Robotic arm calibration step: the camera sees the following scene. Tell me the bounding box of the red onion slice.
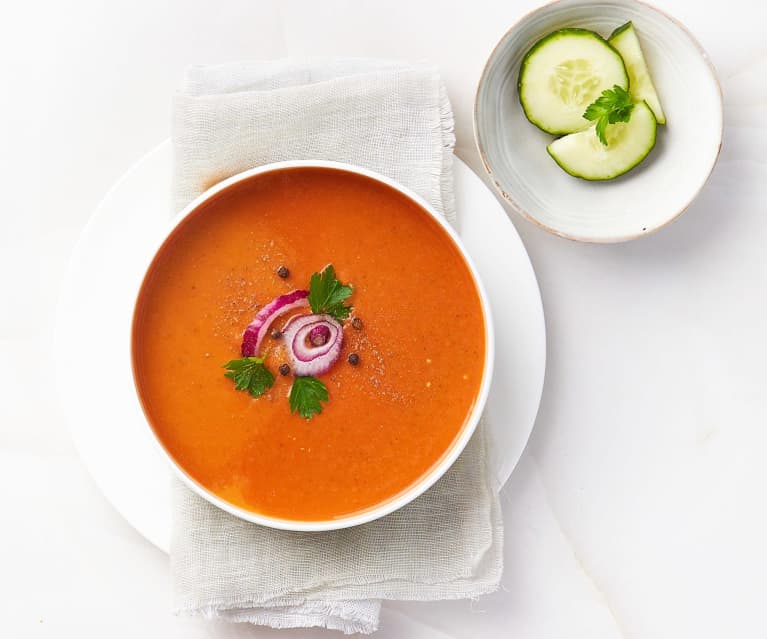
[282,313,344,376]
[241,289,309,357]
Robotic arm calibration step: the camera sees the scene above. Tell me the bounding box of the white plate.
[54,141,546,552]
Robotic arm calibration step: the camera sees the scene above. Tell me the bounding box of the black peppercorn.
[278,363,290,376]
[348,353,360,366]
[351,317,363,330]
[270,329,282,339]
[276,265,289,279]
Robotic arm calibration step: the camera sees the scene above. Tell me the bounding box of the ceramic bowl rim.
[473,0,724,243]
[130,159,496,531]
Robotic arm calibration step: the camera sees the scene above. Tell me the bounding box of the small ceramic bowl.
[474,0,722,242]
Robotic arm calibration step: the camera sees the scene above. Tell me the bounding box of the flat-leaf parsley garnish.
[289,376,329,419]
[223,357,275,398]
[583,85,634,146]
[307,264,353,321]
[224,264,356,419]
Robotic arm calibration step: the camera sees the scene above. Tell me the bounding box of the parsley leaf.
[289,376,329,419]
[583,85,634,146]
[307,264,353,321]
[223,357,275,398]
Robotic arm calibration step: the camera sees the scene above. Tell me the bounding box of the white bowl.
[131,160,495,531]
[474,0,723,242]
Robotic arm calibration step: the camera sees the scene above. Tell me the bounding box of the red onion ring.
[241,289,309,357]
[282,313,343,376]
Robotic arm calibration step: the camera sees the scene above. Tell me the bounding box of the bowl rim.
[130,159,496,531]
[473,0,724,243]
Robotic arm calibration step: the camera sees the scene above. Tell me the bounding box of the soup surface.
[132,167,486,521]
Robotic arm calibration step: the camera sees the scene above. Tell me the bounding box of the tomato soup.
[132,167,486,521]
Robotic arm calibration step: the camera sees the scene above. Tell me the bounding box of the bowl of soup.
[131,161,494,531]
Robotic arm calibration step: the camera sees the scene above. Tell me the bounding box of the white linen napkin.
[170,59,502,635]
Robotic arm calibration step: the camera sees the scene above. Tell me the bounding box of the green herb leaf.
[289,376,329,419]
[307,264,353,321]
[583,85,634,146]
[222,357,275,398]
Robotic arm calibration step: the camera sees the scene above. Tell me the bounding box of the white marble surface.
[1,1,765,637]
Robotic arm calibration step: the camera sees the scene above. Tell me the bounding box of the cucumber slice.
[518,28,628,134]
[547,101,657,180]
[609,22,666,124]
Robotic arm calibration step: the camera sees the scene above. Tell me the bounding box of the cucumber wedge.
[547,101,657,180]
[609,22,666,124]
[519,28,628,134]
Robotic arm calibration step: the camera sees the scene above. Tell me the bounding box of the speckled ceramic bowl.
[474,0,722,242]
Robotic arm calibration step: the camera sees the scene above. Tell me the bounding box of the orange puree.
[132,167,485,521]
